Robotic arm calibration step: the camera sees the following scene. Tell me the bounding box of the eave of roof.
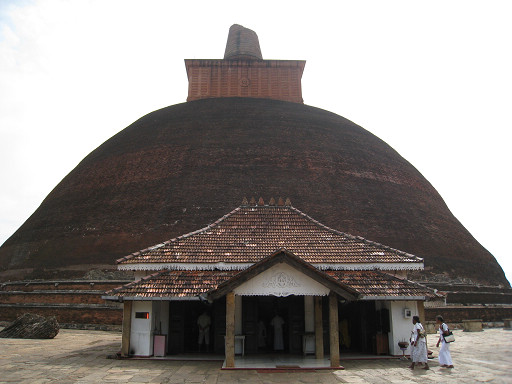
[105,251,437,302]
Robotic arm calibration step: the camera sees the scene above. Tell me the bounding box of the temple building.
[104,198,439,367]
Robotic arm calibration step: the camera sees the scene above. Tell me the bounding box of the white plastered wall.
[233,262,330,297]
[388,300,419,356]
[130,301,154,356]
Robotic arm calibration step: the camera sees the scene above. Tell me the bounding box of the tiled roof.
[105,270,240,298]
[325,270,439,299]
[105,268,438,300]
[117,205,422,266]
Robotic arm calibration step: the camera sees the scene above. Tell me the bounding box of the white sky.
[0,0,510,284]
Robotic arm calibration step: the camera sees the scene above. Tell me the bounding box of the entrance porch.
[108,250,433,366]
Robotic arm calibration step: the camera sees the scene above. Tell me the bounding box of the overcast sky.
[0,0,510,284]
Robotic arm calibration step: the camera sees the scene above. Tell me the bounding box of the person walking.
[409,315,429,370]
[436,315,454,368]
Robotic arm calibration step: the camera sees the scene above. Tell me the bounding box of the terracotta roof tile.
[106,270,239,298]
[117,205,422,266]
[106,269,438,299]
[325,270,439,299]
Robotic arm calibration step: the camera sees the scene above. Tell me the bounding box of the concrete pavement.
[0,327,511,383]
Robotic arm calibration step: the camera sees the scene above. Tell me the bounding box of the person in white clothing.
[436,315,454,368]
[197,311,211,351]
[409,315,429,370]
[270,314,285,351]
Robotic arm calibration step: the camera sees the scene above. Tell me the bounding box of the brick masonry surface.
[0,305,122,324]
[1,98,507,286]
[186,60,305,103]
[425,306,512,323]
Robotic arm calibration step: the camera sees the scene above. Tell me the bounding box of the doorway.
[242,295,304,354]
[335,300,389,355]
[168,300,217,354]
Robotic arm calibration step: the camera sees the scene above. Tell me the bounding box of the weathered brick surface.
[0,292,108,305]
[426,284,511,293]
[446,292,512,305]
[425,306,512,323]
[224,24,262,60]
[186,60,305,103]
[0,98,507,286]
[0,280,126,325]
[1,281,129,292]
[0,305,122,325]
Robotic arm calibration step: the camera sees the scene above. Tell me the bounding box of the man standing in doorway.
[270,313,285,351]
[197,311,211,352]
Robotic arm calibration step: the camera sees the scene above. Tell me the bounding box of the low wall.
[425,284,512,294]
[0,279,127,326]
[447,292,512,305]
[0,280,129,292]
[0,291,108,305]
[0,304,122,325]
[425,306,512,323]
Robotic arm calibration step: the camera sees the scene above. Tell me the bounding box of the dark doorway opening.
[168,299,220,354]
[335,300,389,355]
[242,295,304,354]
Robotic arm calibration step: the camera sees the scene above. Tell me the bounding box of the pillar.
[121,301,132,356]
[329,292,340,367]
[417,300,425,323]
[314,296,324,359]
[225,292,236,368]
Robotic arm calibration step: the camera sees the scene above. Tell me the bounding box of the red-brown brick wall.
[1,281,128,292]
[0,292,108,305]
[0,306,122,325]
[446,292,512,305]
[186,60,304,103]
[425,306,512,323]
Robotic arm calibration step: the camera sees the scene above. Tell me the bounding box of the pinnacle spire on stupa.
[223,24,263,60]
[185,24,305,103]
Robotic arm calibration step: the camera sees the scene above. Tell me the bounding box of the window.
[135,312,149,319]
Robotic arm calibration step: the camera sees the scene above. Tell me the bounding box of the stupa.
[0,24,508,288]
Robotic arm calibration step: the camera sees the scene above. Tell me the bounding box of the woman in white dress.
[409,315,429,370]
[436,315,454,368]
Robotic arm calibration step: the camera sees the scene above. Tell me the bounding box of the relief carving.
[263,272,300,289]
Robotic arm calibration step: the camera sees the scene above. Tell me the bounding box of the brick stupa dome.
[0,25,508,286]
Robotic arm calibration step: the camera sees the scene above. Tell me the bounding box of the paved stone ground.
[0,328,511,383]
